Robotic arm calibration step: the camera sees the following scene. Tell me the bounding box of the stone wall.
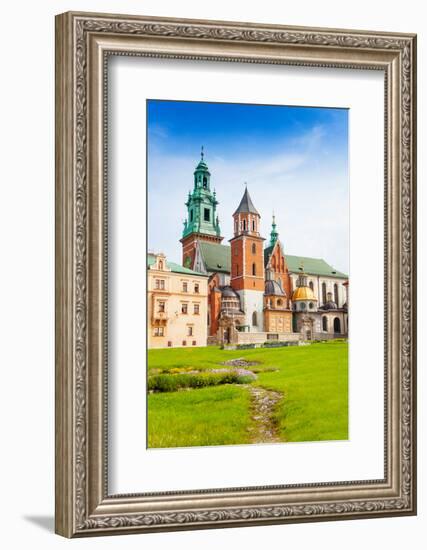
[235,331,301,345]
[312,332,348,340]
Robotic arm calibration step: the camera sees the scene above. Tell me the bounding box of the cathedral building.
[180,151,348,345]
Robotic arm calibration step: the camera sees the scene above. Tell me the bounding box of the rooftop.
[233,187,260,216]
[285,254,348,279]
[147,253,208,277]
[199,241,231,273]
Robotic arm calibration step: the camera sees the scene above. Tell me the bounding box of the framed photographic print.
[55,11,417,537]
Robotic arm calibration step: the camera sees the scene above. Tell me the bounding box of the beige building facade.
[147,253,208,349]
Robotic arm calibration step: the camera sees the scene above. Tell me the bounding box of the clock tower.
[180,148,223,268]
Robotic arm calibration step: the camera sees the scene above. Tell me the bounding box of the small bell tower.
[230,185,265,331]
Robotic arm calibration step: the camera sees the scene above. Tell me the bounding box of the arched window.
[235,220,238,234]
[252,243,256,254]
[333,317,341,333]
[272,257,276,270]
[252,263,256,276]
[322,282,327,304]
[236,264,239,276]
[277,299,283,307]
[309,281,314,291]
[203,176,208,188]
[322,316,328,331]
[281,258,285,272]
[334,283,339,306]
[252,311,258,326]
[252,219,255,231]
[243,219,247,231]
[158,260,163,270]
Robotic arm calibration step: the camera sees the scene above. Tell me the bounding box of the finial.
[201,145,204,160]
[244,181,247,188]
[272,211,276,225]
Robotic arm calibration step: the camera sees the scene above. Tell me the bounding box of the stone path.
[247,386,283,444]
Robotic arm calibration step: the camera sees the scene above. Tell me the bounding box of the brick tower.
[229,186,265,331]
[180,148,223,269]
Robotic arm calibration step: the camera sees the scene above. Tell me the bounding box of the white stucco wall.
[236,289,264,332]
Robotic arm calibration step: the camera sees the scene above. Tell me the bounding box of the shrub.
[147,371,253,392]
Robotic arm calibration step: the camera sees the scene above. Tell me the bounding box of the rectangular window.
[155,279,165,290]
[182,340,187,346]
[192,341,197,346]
[194,283,199,293]
[204,208,210,222]
[153,327,164,337]
[182,282,188,292]
[194,303,200,315]
[158,301,165,313]
[187,326,193,336]
[181,303,188,314]
[190,209,193,222]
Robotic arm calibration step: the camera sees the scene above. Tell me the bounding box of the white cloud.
[148,132,349,274]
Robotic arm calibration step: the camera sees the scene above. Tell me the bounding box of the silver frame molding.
[55,11,417,538]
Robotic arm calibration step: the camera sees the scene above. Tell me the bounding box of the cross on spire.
[201,145,204,161]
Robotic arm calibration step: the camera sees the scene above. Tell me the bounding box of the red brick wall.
[208,274,222,336]
[230,235,264,291]
[181,235,197,268]
[180,233,223,268]
[269,243,292,307]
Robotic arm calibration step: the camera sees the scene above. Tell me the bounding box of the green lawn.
[147,341,348,448]
[148,385,252,448]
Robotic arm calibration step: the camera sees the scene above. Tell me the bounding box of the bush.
[148,371,253,392]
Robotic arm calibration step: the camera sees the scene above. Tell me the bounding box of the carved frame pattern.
[55,11,416,537]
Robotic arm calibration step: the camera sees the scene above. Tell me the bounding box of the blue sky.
[147,100,349,273]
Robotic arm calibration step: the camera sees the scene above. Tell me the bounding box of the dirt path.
[247,386,283,444]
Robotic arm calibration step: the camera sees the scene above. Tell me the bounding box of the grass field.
[147,341,348,448]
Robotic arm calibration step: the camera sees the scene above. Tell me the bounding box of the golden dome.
[292,286,317,301]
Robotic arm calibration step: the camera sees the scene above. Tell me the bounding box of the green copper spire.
[182,148,222,238]
[270,212,279,246]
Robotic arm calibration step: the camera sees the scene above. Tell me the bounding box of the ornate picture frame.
[55,11,417,537]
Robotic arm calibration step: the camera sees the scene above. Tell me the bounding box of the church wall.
[264,309,293,333]
[290,273,347,307]
[230,235,264,292]
[319,311,348,335]
[181,234,198,269]
[294,313,322,335]
[236,289,264,332]
[208,277,222,337]
[268,243,292,305]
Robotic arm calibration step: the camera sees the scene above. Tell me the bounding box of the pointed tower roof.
[270,213,279,246]
[233,186,259,216]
